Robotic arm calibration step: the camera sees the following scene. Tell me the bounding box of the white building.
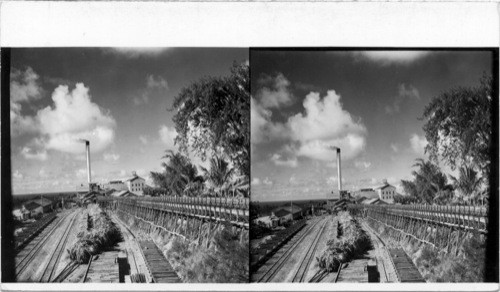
[375,180,395,204]
[125,174,146,196]
[105,171,146,196]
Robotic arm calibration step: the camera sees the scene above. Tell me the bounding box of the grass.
[68,205,122,263]
[317,212,370,272]
[366,218,486,282]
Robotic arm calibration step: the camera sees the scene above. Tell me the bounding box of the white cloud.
[139,135,149,145]
[10,67,43,136]
[13,170,24,180]
[251,98,288,144]
[263,177,273,185]
[103,152,120,162]
[106,47,171,58]
[146,75,168,91]
[11,67,42,102]
[159,125,177,149]
[410,134,428,154]
[257,73,293,109]
[289,90,365,141]
[21,146,48,161]
[251,177,261,185]
[390,143,399,153]
[271,153,298,168]
[37,83,116,154]
[353,51,430,65]
[133,75,169,105]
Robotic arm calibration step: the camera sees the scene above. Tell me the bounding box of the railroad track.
[111,214,147,282]
[15,211,72,280]
[361,220,425,283]
[39,211,79,282]
[256,217,324,282]
[292,219,328,282]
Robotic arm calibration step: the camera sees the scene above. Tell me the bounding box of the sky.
[10,48,248,194]
[250,50,494,202]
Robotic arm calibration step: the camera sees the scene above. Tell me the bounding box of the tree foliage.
[401,159,452,204]
[449,164,485,205]
[422,74,492,179]
[150,150,204,196]
[171,62,250,179]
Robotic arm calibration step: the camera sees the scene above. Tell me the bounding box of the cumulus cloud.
[36,83,116,154]
[251,177,261,185]
[11,67,43,103]
[410,133,428,154]
[133,75,169,105]
[10,67,43,136]
[159,125,177,149]
[103,152,120,162]
[353,51,431,65]
[256,73,294,109]
[289,91,367,161]
[385,84,420,114]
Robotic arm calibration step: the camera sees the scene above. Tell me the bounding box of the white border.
[1,1,499,291]
[0,2,499,47]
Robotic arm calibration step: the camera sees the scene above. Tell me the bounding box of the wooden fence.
[97,196,249,243]
[348,204,488,251]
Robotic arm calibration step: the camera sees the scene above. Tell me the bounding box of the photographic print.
[250,49,497,283]
[7,48,249,283]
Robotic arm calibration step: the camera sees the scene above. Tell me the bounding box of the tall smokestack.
[85,140,91,184]
[336,148,342,194]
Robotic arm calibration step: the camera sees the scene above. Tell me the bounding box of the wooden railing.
[97,196,249,228]
[348,204,488,233]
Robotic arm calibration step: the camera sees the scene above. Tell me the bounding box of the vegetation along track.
[39,211,79,282]
[292,219,328,282]
[257,217,325,283]
[15,211,73,280]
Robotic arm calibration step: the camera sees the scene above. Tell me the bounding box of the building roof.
[360,188,375,192]
[111,190,136,197]
[124,175,145,182]
[109,180,123,184]
[274,209,291,218]
[23,201,41,211]
[375,183,395,190]
[362,198,389,205]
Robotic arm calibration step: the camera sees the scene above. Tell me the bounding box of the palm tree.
[449,164,484,205]
[151,150,203,196]
[201,155,235,197]
[410,159,449,204]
